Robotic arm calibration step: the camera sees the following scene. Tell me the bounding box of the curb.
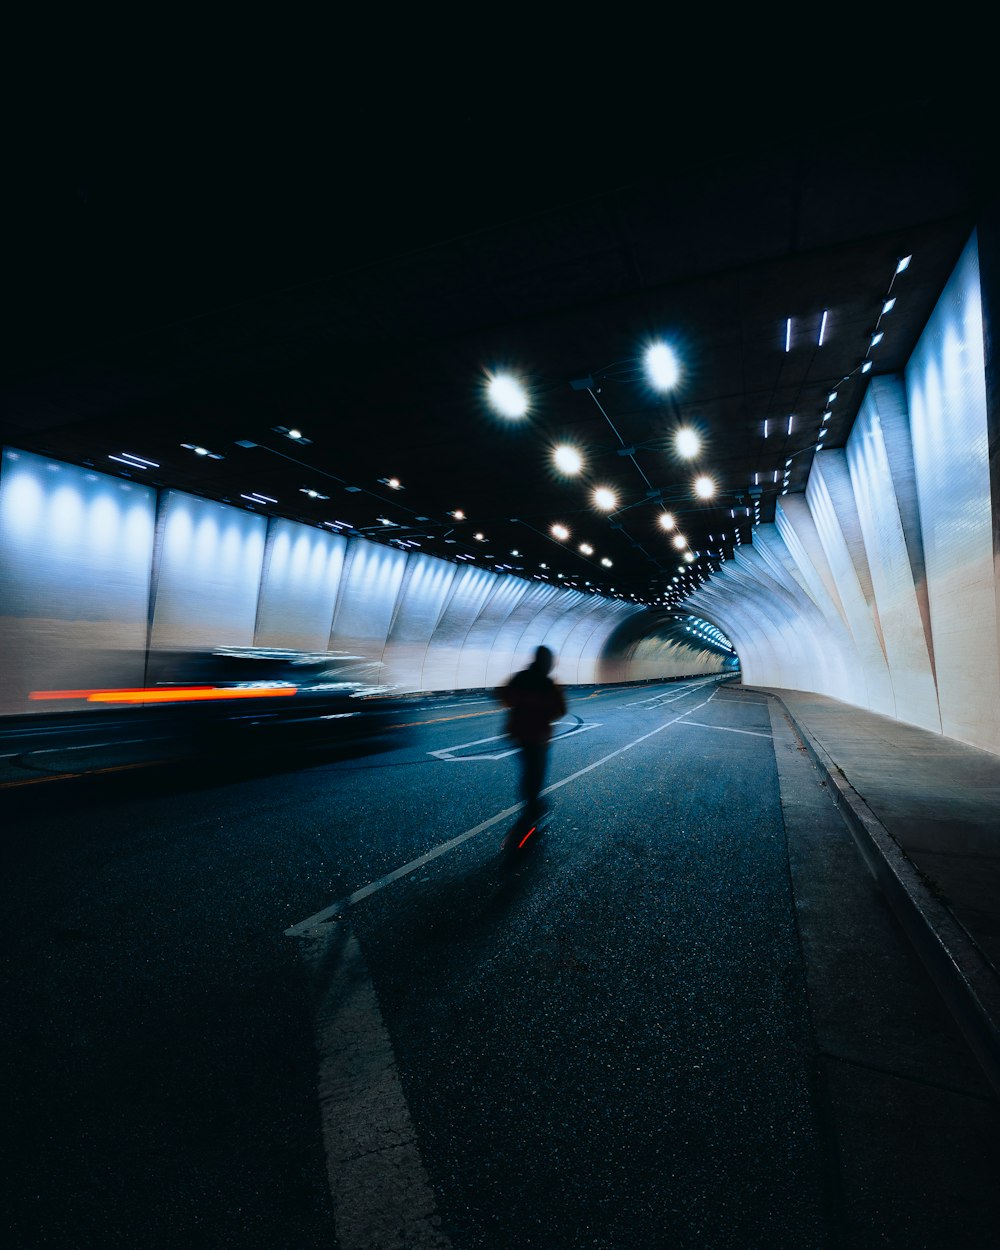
[772,695,1000,1102]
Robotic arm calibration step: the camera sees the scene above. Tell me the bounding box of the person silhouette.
[497,645,567,824]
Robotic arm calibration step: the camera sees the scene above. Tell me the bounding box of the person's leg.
[521,743,546,817]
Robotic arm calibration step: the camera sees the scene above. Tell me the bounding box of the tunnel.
[1,228,998,759]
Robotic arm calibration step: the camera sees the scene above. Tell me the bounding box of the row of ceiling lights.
[101,256,915,610]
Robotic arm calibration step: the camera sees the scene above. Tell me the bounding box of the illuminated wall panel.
[149,491,266,652]
[847,377,941,732]
[254,518,347,651]
[906,232,1000,752]
[485,582,587,688]
[419,564,501,690]
[329,540,408,676]
[775,497,868,708]
[451,576,527,688]
[380,554,458,692]
[0,450,156,713]
[750,526,853,698]
[560,599,636,684]
[806,453,895,716]
[685,578,766,685]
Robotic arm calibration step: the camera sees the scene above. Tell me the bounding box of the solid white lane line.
[284,693,714,936]
[678,720,772,737]
[303,926,453,1250]
[25,737,170,754]
[284,804,523,935]
[427,719,598,761]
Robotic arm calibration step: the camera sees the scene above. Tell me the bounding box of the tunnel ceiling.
[4,85,997,610]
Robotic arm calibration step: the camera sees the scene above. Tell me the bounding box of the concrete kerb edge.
[767,691,1000,1103]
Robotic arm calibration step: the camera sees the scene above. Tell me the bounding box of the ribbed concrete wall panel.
[874,374,936,666]
[418,564,500,691]
[254,518,347,652]
[722,556,809,686]
[329,540,408,678]
[625,636,725,681]
[150,490,266,653]
[450,575,527,688]
[685,583,763,684]
[736,538,843,694]
[775,495,850,628]
[751,525,853,696]
[906,231,1000,752]
[847,379,942,732]
[380,553,458,692]
[693,567,776,684]
[487,584,589,688]
[551,598,632,684]
[807,455,895,715]
[0,449,155,713]
[775,498,868,706]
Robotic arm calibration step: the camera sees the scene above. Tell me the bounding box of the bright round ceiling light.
[674,428,700,459]
[485,372,529,419]
[672,533,687,550]
[592,486,617,512]
[657,511,676,531]
[693,474,715,499]
[644,342,680,392]
[550,523,570,541]
[552,444,583,475]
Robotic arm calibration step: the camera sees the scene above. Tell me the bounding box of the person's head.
[532,645,554,675]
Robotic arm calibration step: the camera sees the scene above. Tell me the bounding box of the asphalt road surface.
[4,676,999,1249]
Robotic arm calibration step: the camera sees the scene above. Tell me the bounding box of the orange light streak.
[29,686,295,704]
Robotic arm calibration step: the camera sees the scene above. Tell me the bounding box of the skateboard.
[501,805,551,854]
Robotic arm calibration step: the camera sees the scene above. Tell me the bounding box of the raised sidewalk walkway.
[755,685,1000,1099]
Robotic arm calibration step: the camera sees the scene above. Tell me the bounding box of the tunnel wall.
[685,229,1000,756]
[0,451,723,716]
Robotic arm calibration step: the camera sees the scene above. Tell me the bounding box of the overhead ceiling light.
[272,425,312,445]
[827,391,838,404]
[109,453,159,469]
[674,428,700,460]
[882,297,896,315]
[551,523,570,541]
[672,533,687,550]
[601,557,613,568]
[579,542,594,555]
[485,371,529,419]
[451,509,465,520]
[658,512,676,531]
[818,310,829,347]
[592,486,617,511]
[870,332,884,347]
[553,444,583,475]
[784,318,792,352]
[895,255,912,274]
[300,487,330,500]
[693,475,715,499]
[181,443,224,460]
[379,477,403,490]
[787,415,794,435]
[644,341,680,392]
[861,361,873,373]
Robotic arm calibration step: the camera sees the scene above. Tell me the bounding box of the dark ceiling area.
[4,88,998,610]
